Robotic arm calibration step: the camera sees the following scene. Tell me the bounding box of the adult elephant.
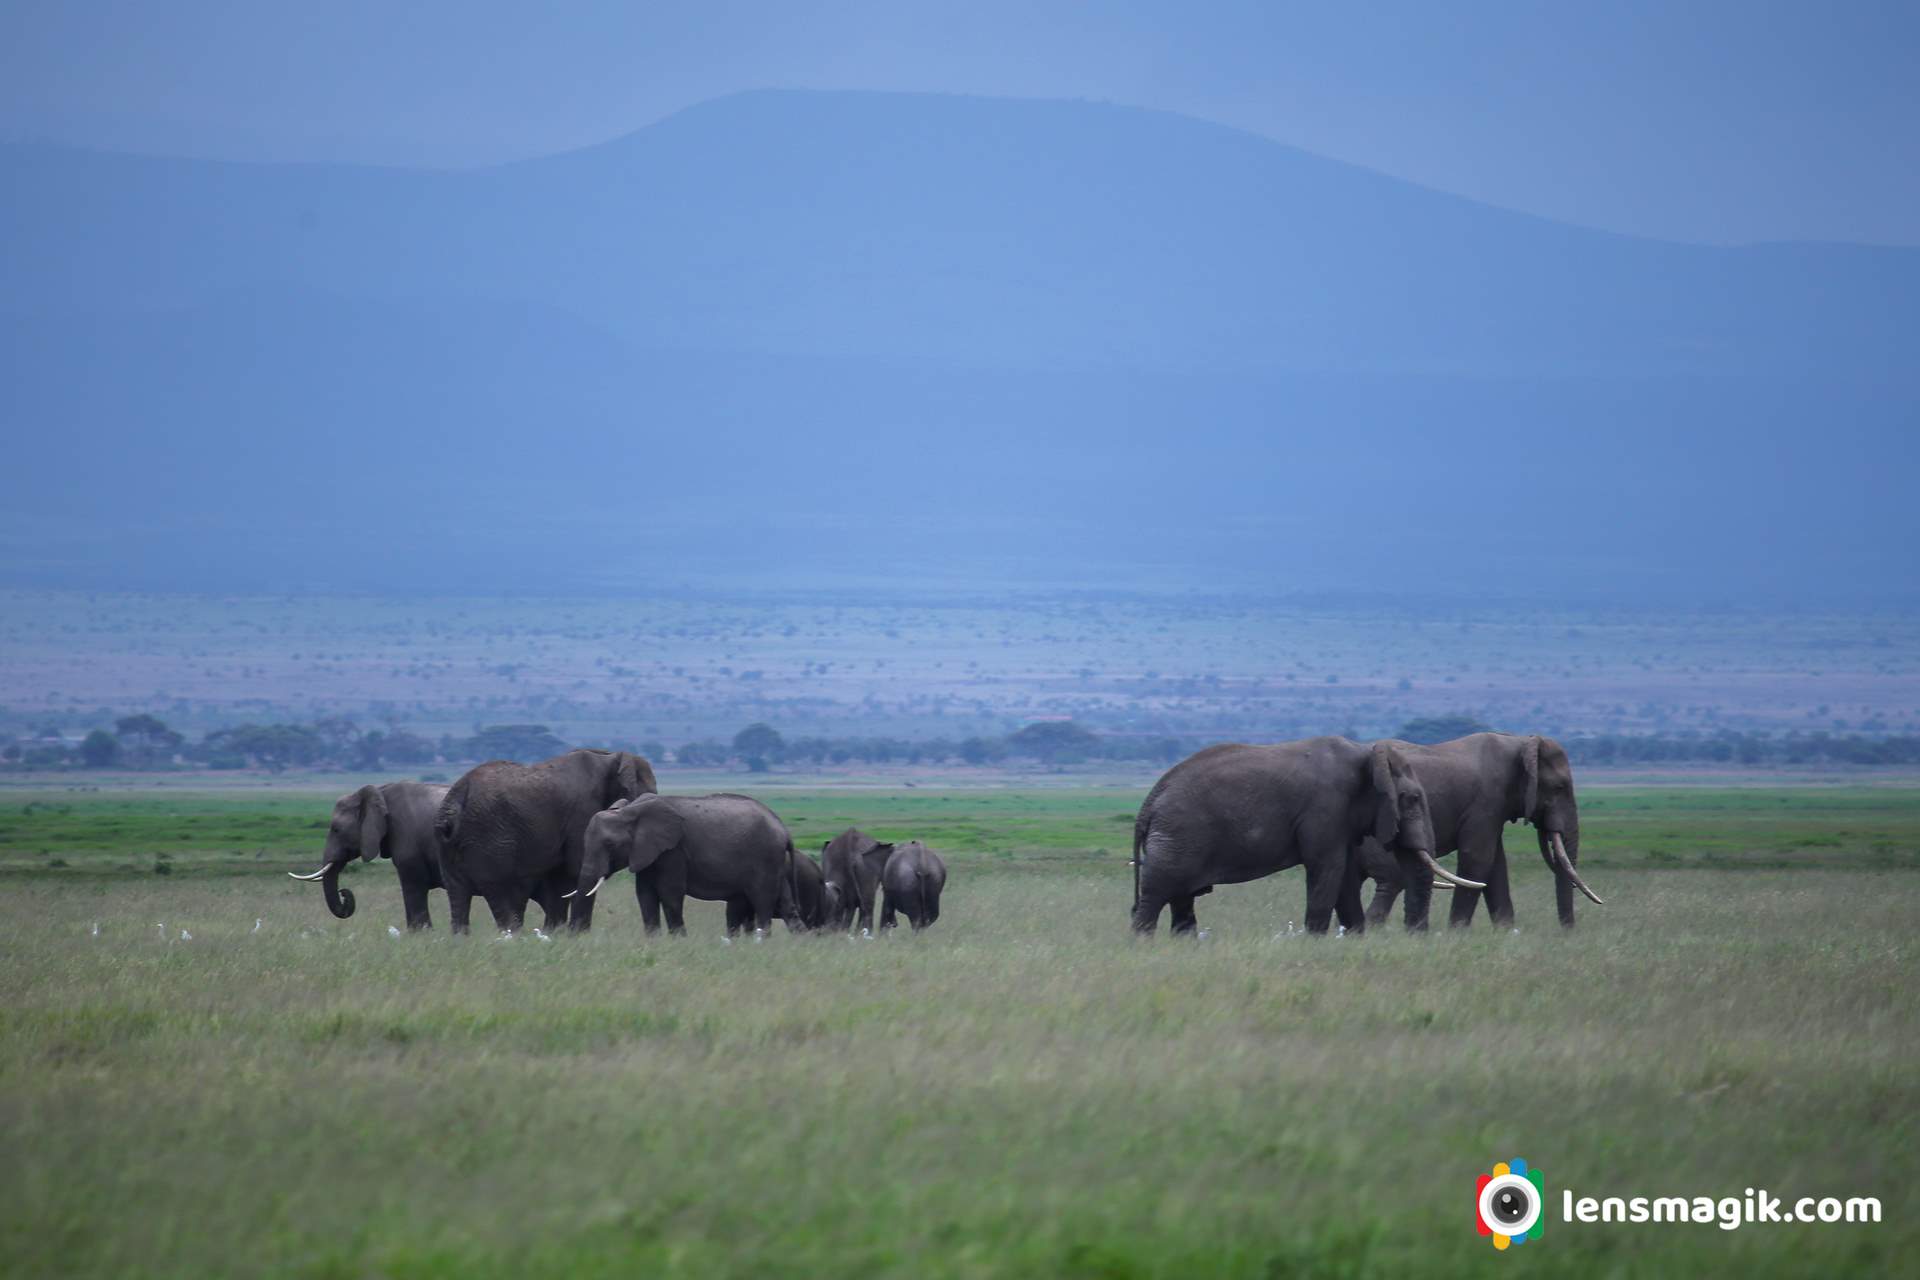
[1358,733,1603,930]
[1132,736,1480,936]
[434,749,656,933]
[819,827,894,935]
[288,782,449,927]
[571,793,799,936]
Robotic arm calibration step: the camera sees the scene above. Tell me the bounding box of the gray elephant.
[573,793,800,935]
[434,748,656,933]
[1132,736,1480,936]
[289,781,451,927]
[879,840,946,932]
[726,845,827,933]
[819,827,895,935]
[1358,733,1602,930]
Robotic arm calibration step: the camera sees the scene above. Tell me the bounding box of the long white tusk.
[1418,850,1485,891]
[585,875,607,898]
[561,890,577,899]
[1551,833,1604,905]
[287,868,331,881]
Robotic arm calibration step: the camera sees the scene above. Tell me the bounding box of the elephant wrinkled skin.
[1132,736,1469,936]
[1358,733,1601,930]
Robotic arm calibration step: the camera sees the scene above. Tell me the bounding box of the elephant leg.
[879,889,898,932]
[855,864,882,936]
[653,856,688,935]
[1448,840,1499,929]
[1484,839,1516,928]
[400,877,433,931]
[446,881,474,935]
[535,874,570,931]
[724,898,750,934]
[633,873,664,935]
[1446,884,1482,928]
[1363,874,1401,928]
[484,889,527,935]
[1167,894,1200,936]
[749,883,777,936]
[1302,858,1343,935]
[1334,859,1366,934]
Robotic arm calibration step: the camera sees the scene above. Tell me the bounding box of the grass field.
[1,785,1915,1277]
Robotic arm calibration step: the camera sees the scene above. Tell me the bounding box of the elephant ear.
[625,802,685,875]
[357,784,390,862]
[609,753,653,805]
[1521,736,1541,818]
[1369,743,1402,845]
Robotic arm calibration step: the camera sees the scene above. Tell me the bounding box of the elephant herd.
[290,747,948,936]
[290,731,1599,941]
[1131,732,1602,936]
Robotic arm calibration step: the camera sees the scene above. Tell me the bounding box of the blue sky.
[2,0,1915,245]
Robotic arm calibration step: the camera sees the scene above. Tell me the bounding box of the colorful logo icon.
[1477,1159,1545,1250]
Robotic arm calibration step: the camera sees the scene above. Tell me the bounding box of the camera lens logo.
[1476,1159,1545,1250]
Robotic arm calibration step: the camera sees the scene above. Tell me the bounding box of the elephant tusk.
[585,875,607,898]
[287,868,331,881]
[1551,833,1604,905]
[561,890,577,899]
[1418,850,1486,891]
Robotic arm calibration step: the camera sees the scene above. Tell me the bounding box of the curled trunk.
[319,861,355,918]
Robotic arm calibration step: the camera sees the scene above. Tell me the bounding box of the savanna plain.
[1,784,1914,1277]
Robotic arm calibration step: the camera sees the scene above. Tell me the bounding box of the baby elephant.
[879,841,947,932]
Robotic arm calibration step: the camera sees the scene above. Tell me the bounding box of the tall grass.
[0,789,1914,1276]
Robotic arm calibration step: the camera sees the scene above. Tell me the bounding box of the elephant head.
[288,784,388,918]
[573,796,683,900]
[1519,735,1602,923]
[603,751,657,807]
[1369,743,1484,892]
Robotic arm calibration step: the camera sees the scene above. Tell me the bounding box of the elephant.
[879,840,946,932]
[819,827,895,935]
[726,845,827,933]
[434,748,656,934]
[1357,733,1603,930]
[573,793,801,936]
[288,781,451,928]
[1131,736,1480,936]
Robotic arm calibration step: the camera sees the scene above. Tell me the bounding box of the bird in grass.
[251,918,262,934]
[90,922,99,937]
[532,927,552,942]
[179,929,192,941]
[387,925,401,938]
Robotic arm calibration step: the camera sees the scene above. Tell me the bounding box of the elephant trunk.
[566,832,613,901]
[288,858,356,918]
[1549,831,1603,909]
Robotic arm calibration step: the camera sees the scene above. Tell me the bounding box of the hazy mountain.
[3,89,1915,599]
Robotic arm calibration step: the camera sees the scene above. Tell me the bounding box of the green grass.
[1,787,1915,1277]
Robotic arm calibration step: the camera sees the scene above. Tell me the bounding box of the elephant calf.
[879,841,946,932]
[820,827,894,934]
[727,845,827,933]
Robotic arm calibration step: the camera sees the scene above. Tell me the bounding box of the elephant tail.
[1132,806,1150,909]
[779,840,805,928]
[433,779,467,845]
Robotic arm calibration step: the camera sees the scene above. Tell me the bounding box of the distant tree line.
[7,714,1920,773]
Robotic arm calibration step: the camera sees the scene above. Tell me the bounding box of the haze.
[1,2,1916,606]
